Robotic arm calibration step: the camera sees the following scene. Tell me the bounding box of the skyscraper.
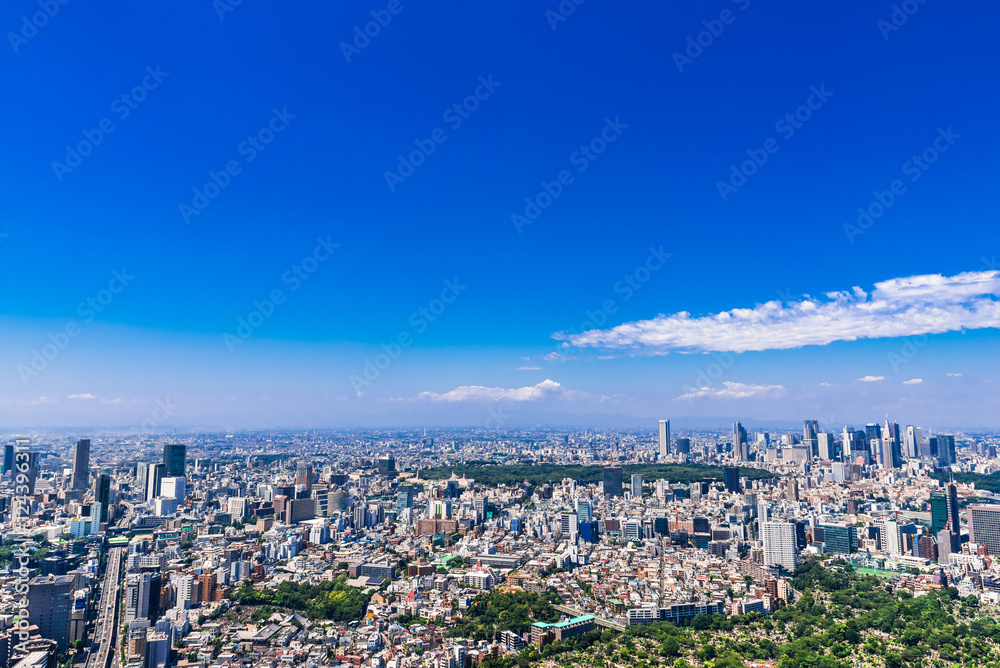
[70,438,91,491]
[631,474,642,498]
[296,461,313,492]
[733,422,748,461]
[938,434,957,465]
[802,419,819,457]
[761,521,798,571]
[724,466,740,493]
[903,426,922,459]
[946,483,960,535]
[145,463,164,502]
[163,444,186,477]
[28,575,75,651]
[674,437,691,455]
[657,420,670,459]
[882,419,902,468]
[95,473,111,523]
[3,443,14,475]
[929,490,948,533]
[969,505,1000,554]
[575,497,592,523]
[603,467,623,497]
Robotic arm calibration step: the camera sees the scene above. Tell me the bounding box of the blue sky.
[2,0,999,429]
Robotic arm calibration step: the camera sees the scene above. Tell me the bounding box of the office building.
[377,456,395,476]
[396,485,417,511]
[631,473,643,498]
[938,434,957,465]
[603,467,623,497]
[28,575,75,651]
[70,439,90,491]
[143,463,164,502]
[295,461,313,492]
[817,523,857,554]
[761,521,798,571]
[733,422,748,461]
[94,473,111,523]
[674,437,691,455]
[930,491,948,533]
[125,572,161,624]
[160,476,186,501]
[882,419,902,469]
[163,444,186,477]
[724,466,740,493]
[969,505,1000,554]
[802,420,819,457]
[657,419,670,458]
[903,426,922,459]
[575,497,592,523]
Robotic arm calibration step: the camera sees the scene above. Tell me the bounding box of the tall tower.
[163,444,186,477]
[658,420,670,459]
[71,438,91,490]
[733,422,748,461]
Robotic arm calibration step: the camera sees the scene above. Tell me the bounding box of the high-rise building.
[630,474,643,498]
[2,443,13,474]
[817,433,837,460]
[938,435,957,465]
[817,523,858,554]
[70,439,90,490]
[802,420,819,457]
[674,437,691,455]
[969,505,1000,554]
[125,572,162,624]
[724,466,740,493]
[733,422,748,461]
[658,420,670,459]
[94,473,111,523]
[882,419,902,468]
[137,462,150,498]
[145,463,164,502]
[160,477,186,501]
[603,467,623,497]
[575,497,592,523]
[930,490,948,533]
[396,485,417,511]
[377,456,395,476]
[28,575,75,651]
[903,426,922,459]
[163,444,186,477]
[946,483,960,535]
[761,521,798,571]
[296,461,313,492]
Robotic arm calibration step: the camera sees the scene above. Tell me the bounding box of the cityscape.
[3,2,999,668]
[4,420,1000,668]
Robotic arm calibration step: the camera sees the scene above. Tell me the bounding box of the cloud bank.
[418,379,565,403]
[675,381,786,401]
[555,270,1000,354]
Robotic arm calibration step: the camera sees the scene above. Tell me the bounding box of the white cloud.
[32,396,57,405]
[68,393,96,400]
[857,376,885,382]
[418,379,564,403]
[675,381,786,401]
[555,270,1000,354]
[516,366,543,371]
[903,378,923,384]
[947,372,963,377]
[101,397,123,404]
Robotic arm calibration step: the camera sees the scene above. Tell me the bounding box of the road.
[86,546,124,668]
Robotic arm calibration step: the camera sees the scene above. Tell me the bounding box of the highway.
[86,546,124,668]
[85,506,132,668]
